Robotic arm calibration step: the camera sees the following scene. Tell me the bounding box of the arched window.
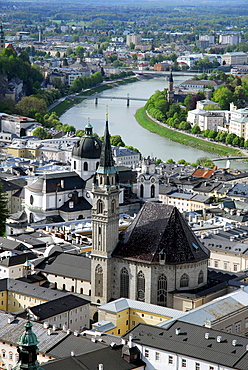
[97,200,103,214]
[29,213,34,224]
[120,267,129,298]
[9,352,13,361]
[74,161,76,170]
[151,184,155,198]
[30,195,33,205]
[137,271,145,301]
[198,270,204,284]
[111,199,116,214]
[180,273,189,288]
[83,162,88,171]
[96,161,99,170]
[95,264,103,297]
[140,184,144,198]
[157,274,167,306]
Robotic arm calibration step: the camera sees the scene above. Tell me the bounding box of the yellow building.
[94,298,184,336]
[7,145,39,159]
[0,278,67,313]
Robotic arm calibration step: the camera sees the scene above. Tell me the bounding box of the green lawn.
[135,107,243,157]
[49,98,81,116]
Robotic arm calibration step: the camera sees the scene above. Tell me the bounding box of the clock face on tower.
[140,177,144,182]
[151,178,155,183]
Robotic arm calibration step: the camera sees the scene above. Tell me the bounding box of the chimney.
[47,328,52,336]
[205,333,210,339]
[71,351,75,357]
[98,365,104,370]
[175,328,180,335]
[232,340,237,346]
[128,334,133,348]
[43,322,49,329]
[216,336,222,343]
[240,285,245,291]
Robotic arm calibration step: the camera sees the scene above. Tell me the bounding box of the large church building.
[91,120,210,309]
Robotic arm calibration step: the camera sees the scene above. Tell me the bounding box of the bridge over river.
[212,155,248,168]
[69,93,147,106]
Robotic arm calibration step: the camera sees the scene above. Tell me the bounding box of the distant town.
[0,1,248,369]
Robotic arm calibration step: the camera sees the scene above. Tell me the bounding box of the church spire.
[97,113,115,174]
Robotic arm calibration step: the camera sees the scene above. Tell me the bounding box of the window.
[83,162,88,171]
[97,200,103,214]
[120,267,129,298]
[209,367,214,370]
[157,274,167,306]
[2,350,6,358]
[95,265,103,297]
[233,264,238,272]
[118,329,120,335]
[214,260,218,268]
[224,262,228,270]
[180,273,189,288]
[196,363,200,370]
[132,321,135,326]
[151,184,155,198]
[155,352,160,361]
[198,270,203,284]
[168,355,173,364]
[9,352,13,360]
[235,321,241,333]
[144,349,149,358]
[111,200,116,214]
[182,359,186,367]
[137,271,145,301]
[226,325,232,333]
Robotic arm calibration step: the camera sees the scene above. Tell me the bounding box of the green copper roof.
[18,321,39,347]
[97,115,115,174]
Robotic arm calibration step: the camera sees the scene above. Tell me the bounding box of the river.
[60,76,248,170]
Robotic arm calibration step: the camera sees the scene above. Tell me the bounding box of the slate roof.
[26,171,85,193]
[123,321,248,370]
[35,252,91,281]
[0,278,67,300]
[59,196,91,212]
[43,346,144,370]
[0,251,37,267]
[29,294,90,321]
[113,203,210,264]
[0,312,68,354]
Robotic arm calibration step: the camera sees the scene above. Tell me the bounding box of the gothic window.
[74,161,76,170]
[140,184,144,198]
[180,273,189,288]
[83,162,88,171]
[100,176,103,185]
[97,200,103,214]
[198,270,204,284]
[111,199,116,214]
[151,184,155,198]
[120,267,129,298]
[157,274,167,306]
[95,265,103,297]
[137,271,145,301]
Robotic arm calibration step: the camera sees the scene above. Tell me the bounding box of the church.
[90,119,210,309]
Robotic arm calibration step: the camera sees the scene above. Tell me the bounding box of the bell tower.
[91,114,120,305]
[12,320,44,370]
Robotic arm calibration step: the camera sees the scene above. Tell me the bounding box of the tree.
[33,127,51,139]
[16,96,47,118]
[226,133,237,145]
[110,135,125,147]
[75,46,85,59]
[166,158,175,164]
[196,157,214,168]
[0,182,8,236]
[213,86,234,110]
[191,125,201,134]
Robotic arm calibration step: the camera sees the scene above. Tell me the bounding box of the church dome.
[72,123,102,159]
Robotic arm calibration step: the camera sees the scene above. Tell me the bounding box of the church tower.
[167,71,174,103]
[137,156,159,201]
[91,114,120,305]
[12,320,44,370]
[0,23,5,52]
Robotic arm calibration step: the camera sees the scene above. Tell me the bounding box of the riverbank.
[49,77,138,117]
[135,107,243,158]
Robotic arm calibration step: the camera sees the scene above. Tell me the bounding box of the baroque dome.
[72,123,102,159]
